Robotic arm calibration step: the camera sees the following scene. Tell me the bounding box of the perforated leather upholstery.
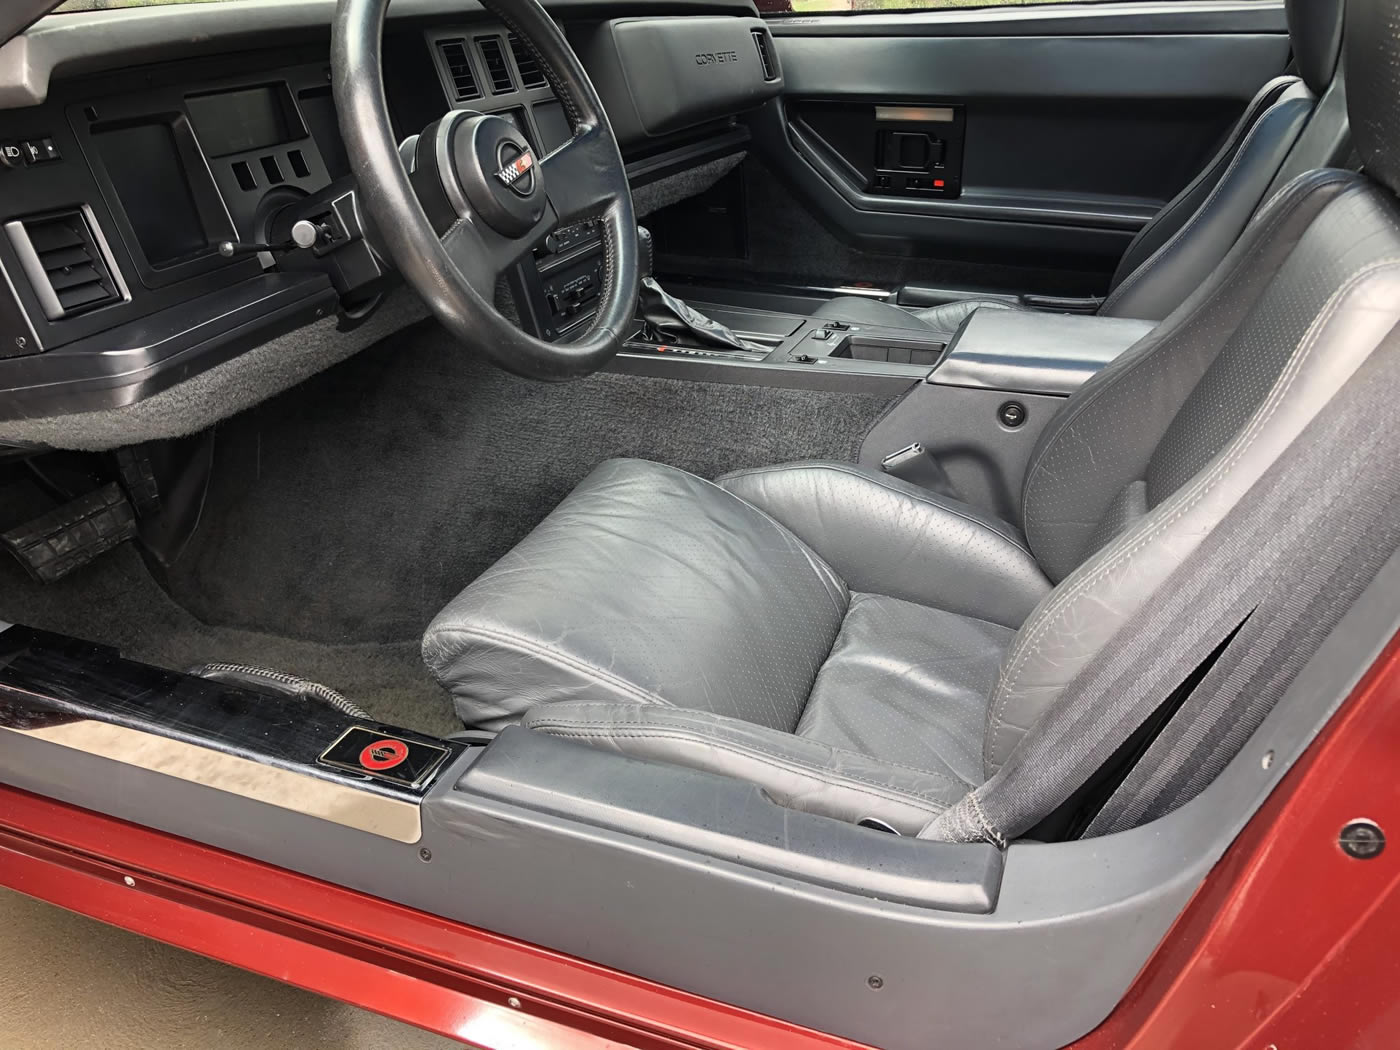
[814,0,1346,336]
[424,0,1400,834]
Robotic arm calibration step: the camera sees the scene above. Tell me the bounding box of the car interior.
[2,0,1400,1046]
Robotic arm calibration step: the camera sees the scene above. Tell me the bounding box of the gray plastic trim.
[0,0,761,109]
[769,1,1286,37]
[859,383,1064,521]
[777,31,1288,102]
[0,548,1395,1050]
[462,726,1003,912]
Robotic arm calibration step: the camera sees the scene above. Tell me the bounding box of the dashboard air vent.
[507,33,548,89]
[438,39,482,102]
[477,36,515,94]
[752,29,779,81]
[4,209,122,321]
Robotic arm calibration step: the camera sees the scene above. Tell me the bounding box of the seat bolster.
[423,458,850,732]
[719,462,1050,628]
[521,701,967,835]
[1100,82,1317,322]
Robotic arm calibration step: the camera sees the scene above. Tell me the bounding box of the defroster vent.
[752,29,780,82]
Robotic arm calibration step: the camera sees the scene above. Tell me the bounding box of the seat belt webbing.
[922,326,1400,845]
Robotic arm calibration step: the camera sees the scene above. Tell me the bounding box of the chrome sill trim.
[0,718,423,843]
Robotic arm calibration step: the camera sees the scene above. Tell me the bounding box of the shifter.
[635,226,766,353]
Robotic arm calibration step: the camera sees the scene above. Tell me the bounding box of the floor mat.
[164,318,895,644]
[0,544,460,737]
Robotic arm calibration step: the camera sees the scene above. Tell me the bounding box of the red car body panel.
[1,632,1397,1050]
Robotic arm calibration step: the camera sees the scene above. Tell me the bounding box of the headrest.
[1287,0,1345,94]
[1346,0,1400,196]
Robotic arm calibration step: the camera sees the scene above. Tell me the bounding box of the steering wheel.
[332,0,639,380]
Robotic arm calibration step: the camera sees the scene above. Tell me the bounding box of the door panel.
[745,2,1292,289]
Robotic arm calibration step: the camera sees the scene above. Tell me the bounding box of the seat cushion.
[719,462,1050,629]
[798,593,1012,786]
[519,594,1012,833]
[423,458,849,732]
[813,296,1016,342]
[424,458,1023,829]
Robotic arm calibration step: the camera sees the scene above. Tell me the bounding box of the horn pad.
[450,113,545,237]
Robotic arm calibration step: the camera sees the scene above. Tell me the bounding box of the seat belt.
[921,327,1400,846]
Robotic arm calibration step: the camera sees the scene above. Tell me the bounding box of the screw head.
[507,997,523,1009]
[867,975,884,990]
[122,876,135,887]
[998,401,1027,428]
[1339,820,1385,859]
[418,847,433,863]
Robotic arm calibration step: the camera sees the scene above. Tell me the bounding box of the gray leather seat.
[424,0,1400,838]
[815,0,1350,342]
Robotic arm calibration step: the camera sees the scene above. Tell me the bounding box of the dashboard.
[0,0,776,428]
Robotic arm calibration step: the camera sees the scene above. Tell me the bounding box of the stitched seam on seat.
[690,469,849,610]
[1107,80,1291,288]
[531,702,975,788]
[1103,77,1295,305]
[1102,96,1301,315]
[720,462,1035,554]
[1020,171,1357,548]
[1115,79,1292,269]
[425,625,677,709]
[989,258,1400,769]
[528,722,959,807]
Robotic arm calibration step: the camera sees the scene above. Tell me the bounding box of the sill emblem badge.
[494,149,535,189]
[319,726,453,789]
[359,738,410,771]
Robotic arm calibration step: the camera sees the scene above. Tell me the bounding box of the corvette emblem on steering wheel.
[493,149,535,188]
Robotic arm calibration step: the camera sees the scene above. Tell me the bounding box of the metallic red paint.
[1068,633,1400,1050]
[0,632,1397,1049]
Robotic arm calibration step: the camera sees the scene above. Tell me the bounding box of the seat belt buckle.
[881,443,959,498]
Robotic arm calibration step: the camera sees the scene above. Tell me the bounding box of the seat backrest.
[1098,0,1346,322]
[982,0,1400,777]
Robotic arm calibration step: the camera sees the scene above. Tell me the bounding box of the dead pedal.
[1,482,137,582]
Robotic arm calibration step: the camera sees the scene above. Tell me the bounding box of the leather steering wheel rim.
[332,0,638,380]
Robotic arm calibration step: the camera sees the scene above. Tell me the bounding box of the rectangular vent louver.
[752,29,779,81]
[5,210,121,320]
[477,36,515,94]
[506,33,548,89]
[438,39,482,101]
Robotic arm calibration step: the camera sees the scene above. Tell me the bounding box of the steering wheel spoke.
[541,125,623,223]
[334,0,638,379]
[441,206,556,301]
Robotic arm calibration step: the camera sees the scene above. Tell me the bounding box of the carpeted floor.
[0,543,460,736]
[0,316,892,731]
[161,318,895,644]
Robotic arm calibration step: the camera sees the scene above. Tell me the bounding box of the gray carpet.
[163,319,894,644]
[0,543,460,737]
